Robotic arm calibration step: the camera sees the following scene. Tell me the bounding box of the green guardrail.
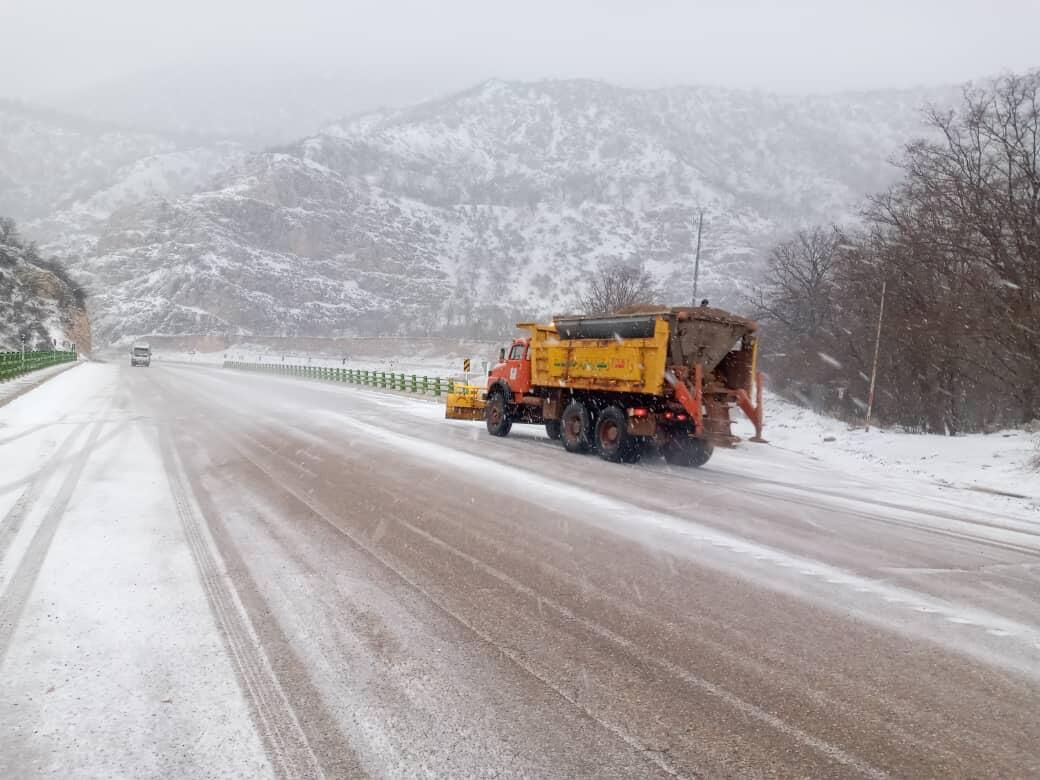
[0,350,78,383]
[223,359,464,398]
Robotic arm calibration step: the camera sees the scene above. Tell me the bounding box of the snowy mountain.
[30,79,957,345]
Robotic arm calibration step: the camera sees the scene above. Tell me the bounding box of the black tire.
[561,400,592,453]
[663,435,714,467]
[545,419,562,440]
[485,392,512,437]
[595,406,637,462]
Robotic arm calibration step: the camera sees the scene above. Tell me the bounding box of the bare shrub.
[577,260,659,315]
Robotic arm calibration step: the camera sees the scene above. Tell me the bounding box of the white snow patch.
[733,392,1040,510]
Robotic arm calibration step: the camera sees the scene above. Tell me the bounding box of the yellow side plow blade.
[445,385,487,421]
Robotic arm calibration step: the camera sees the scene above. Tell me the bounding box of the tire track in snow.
[222,411,985,771]
[215,424,688,779]
[321,410,1040,671]
[158,425,359,780]
[0,421,60,448]
[401,520,889,779]
[0,419,129,501]
[0,428,85,567]
[161,363,1040,775]
[238,415,884,777]
[0,415,106,663]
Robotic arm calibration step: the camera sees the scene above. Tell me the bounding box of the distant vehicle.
[130,342,151,367]
[446,306,765,466]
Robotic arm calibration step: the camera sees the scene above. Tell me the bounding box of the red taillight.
[677,413,688,421]
[663,411,674,420]
[628,407,649,417]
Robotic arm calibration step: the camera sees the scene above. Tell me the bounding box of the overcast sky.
[2,0,1038,99]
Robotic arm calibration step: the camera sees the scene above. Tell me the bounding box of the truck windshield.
[133,348,149,356]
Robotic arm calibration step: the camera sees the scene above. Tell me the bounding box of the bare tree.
[750,227,840,340]
[863,69,1040,427]
[758,69,1040,432]
[577,261,660,315]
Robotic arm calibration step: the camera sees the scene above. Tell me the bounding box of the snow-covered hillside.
[0,218,90,352]
[22,79,957,344]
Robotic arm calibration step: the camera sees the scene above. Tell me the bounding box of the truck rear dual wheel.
[595,406,642,463]
[545,420,562,440]
[663,435,714,467]
[486,392,512,437]
[561,400,592,453]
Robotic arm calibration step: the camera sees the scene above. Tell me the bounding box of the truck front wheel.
[486,392,512,437]
[561,400,592,453]
[663,435,713,467]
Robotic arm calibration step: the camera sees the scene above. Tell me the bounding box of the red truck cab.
[488,337,532,402]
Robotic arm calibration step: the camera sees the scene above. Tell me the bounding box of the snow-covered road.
[1,362,1038,777]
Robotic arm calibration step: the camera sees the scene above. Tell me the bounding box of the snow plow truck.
[445,306,765,466]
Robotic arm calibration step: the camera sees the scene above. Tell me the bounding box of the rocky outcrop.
[0,218,90,352]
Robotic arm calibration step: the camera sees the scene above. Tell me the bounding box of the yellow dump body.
[525,318,672,395]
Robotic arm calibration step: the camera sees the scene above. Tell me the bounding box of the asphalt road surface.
[1,362,1038,778]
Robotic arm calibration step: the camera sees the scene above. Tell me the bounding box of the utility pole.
[691,208,704,305]
[864,280,887,431]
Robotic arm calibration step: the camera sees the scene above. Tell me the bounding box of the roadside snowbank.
[733,392,1039,506]
[0,360,81,408]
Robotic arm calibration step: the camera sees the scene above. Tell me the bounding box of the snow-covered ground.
[0,361,80,408]
[0,364,271,777]
[733,393,1040,512]
[1,361,1038,776]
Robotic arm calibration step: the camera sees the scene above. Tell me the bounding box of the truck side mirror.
[499,348,506,362]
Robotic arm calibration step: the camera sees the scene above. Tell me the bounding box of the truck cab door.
[506,340,532,401]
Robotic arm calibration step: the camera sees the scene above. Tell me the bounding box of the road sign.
[463,358,471,372]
